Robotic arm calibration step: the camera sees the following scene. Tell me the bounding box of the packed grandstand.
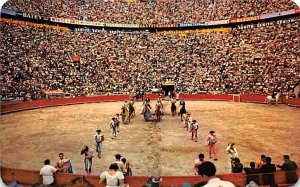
[1,0,300,186]
[1,0,300,102]
[2,0,299,24]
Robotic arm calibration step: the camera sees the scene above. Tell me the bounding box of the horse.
[129,103,135,119]
[178,105,187,120]
[133,92,144,101]
[171,100,177,116]
[266,93,281,105]
[155,104,162,122]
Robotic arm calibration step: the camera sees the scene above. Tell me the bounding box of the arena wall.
[1,94,299,114]
[2,166,300,187]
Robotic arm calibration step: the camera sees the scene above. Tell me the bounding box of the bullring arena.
[1,95,300,186]
[1,0,300,186]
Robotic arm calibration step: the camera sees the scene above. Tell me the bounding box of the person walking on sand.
[94,129,104,158]
[207,131,218,161]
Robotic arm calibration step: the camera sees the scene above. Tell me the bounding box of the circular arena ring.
[1,94,299,185]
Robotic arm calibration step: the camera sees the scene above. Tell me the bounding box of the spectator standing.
[232,158,243,173]
[80,145,94,175]
[244,162,260,185]
[207,131,218,161]
[121,157,133,176]
[193,153,205,175]
[94,129,105,158]
[40,159,57,186]
[112,154,126,175]
[259,156,276,187]
[277,155,298,183]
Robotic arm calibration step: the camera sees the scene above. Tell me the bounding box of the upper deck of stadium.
[3,0,299,24]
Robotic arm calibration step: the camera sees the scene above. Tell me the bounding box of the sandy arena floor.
[0,100,299,176]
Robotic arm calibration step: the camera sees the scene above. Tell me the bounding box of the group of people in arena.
[1,15,299,102]
[40,152,132,186]
[192,153,298,187]
[3,0,298,24]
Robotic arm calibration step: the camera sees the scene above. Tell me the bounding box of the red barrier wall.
[2,167,300,187]
[1,94,299,114]
[288,98,300,107]
[178,94,233,101]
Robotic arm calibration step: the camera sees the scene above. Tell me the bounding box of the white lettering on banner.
[237,17,299,30]
[22,13,42,20]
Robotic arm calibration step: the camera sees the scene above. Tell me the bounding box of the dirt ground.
[0,100,299,176]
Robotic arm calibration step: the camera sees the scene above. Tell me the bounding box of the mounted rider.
[156,96,164,114]
[129,98,135,118]
[121,101,130,124]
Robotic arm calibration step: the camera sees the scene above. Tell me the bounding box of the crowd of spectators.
[1,16,299,101]
[3,0,298,24]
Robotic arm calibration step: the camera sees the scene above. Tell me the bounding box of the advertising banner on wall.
[178,22,206,27]
[206,19,229,25]
[230,16,260,23]
[236,16,300,30]
[17,12,50,21]
[74,27,149,35]
[261,9,296,19]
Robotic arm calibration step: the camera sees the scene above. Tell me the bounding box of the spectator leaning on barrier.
[40,159,57,186]
[277,155,298,183]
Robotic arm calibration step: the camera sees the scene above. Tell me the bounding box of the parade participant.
[112,154,126,175]
[226,143,238,172]
[183,113,191,130]
[277,155,298,183]
[94,130,105,158]
[121,157,133,176]
[115,114,121,132]
[142,102,152,121]
[191,120,199,142]
[145,96,151,105]
[80,145,94,175]
[187,113,193,132]
[179,98,186,107]
[55,153,73,173]
[121,101,130,124]
[40,159,57,186]
[171,97,176,116]
[109,117,117,139]
[129,98,135,119]
[207,131,218,161]
[193,153,205,175]
[179,98,187,121]
[157,96,163,113]
[182,113,189,128]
